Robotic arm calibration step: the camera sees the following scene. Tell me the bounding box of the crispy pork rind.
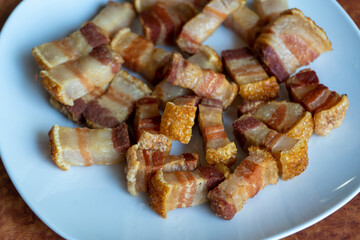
[176,0,244,54]
[163,52,238,109]
[239,77,279,101]
[254,9,332,82]
[233,114,309,180]
[198,99,237,166]
[286,111,314,141]
[49,123,130,171]
[314,95,349,136]
[208,146,278,220]
[148,166,225,218]
[274,137,308,180]
[111,28,171,83]
[137,132,173,154]
[40,45,123,106]
[83,70,151,129]
[213,163,231,179]
[160,101,197,144]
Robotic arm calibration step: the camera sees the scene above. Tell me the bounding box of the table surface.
[0,0,359,239]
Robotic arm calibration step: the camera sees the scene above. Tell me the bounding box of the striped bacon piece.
[32,22,109,70]
[176,0,244,54]
[49,83,109,123]
[222,47,279,100]
[111,28,171,83]
[198,98,237,166]
[83,70,151,129]
[160,96,198,144]
[208,146,278,220]
[91,1,136,37]
[225,5,263,46]
[254,9,332,82]
[41,44,123,106]
[133,97,161,141]
[48,123,130,171]
[286,69,349,136]
[233,114,308,180]
[254,0,289,22]
[126,131,175,195]
[152,45,222,108]
[140,2,198,45]
[173,95,201,106]
[164,52,238,109]
[32,2,135,70]
[148,165,225,218]
[126,147,199,196]
[238,100,314,141]
[134,0,208,13]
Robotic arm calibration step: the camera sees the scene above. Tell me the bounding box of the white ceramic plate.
[1,0,359,239]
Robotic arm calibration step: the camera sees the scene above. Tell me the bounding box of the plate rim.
[0,0,359,239]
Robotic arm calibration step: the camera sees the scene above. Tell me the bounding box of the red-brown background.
[0,0,359,239]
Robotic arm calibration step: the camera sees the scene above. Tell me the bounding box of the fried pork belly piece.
[41,45,123,106]
[198,98,237,166]
[83,70,151,129]
[140,2,198,45]
[126,131,179,195]
[225,5,262,46]
[187,45,223,73]
[32,22,109,70]
[91,1,136,37]
[133,97,161,141]
[160,96,198,144]
[254,9,332,82]
[163,52,238,109]
[134,0,208,13]
[32,2,134,70]
[48,123,130,170]
[253,0,288,22]
[152,45,222,108]
[148,165,225,218]
[176,0,244,54]
[208,146,278,220]
[237,99,266,115]
[213,163,231,178]
[49,84,109,123]
[111,28,171,83]
[137,131,173,154]
[286,69,349,136]
[222,47,279,100]
[151,81,194,109]
[126,148,199,196]
[238,100,314,141]
[233,114,308,180]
